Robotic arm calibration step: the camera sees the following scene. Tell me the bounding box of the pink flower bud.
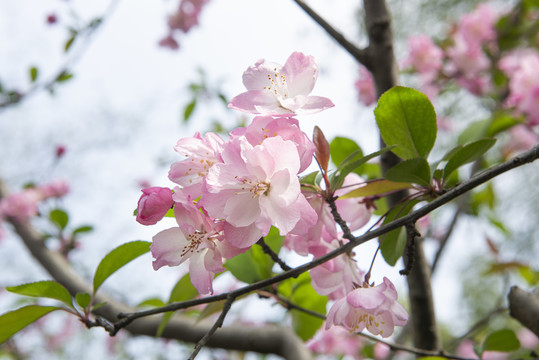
[55,145,66,158]
[136,187,174,225]
[46,14,58,25]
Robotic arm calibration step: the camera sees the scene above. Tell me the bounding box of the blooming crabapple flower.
[135,187,174,225]
[151,189,242,294]
[167,0,210,33]
[0,190,41,221]
[403,35,443,77]
[500,52,539,125]
[310,238,364,300]
[458,4,498,46]
[307,326,364,359]
[230,116,315,172]
[200,136,317,248]
[326,277,408,338]
[39,180,70,198]
[168,132,225,197]
[158,34,180,50]
[354,65,376,106]
[228,52,334,116]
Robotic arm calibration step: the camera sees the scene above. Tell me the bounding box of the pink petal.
[347,287,386,310]
[151,227,187,270]
[282,52,317,97]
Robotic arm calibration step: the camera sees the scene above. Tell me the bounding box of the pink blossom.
[230,116,315,172]
[310,238,364,300]
[518,328,539,349]
[403,35,443,76]
[151,189,242,294]
[502,125,539,158]
[55,145,66,158]
[200,136,317,248]
[326,277,408,338]
[167,0,209,33]
[168,132,225,198]
[501,52,539,125]
[228,52,334,116]
[136,187,174,225]
[307,326,364,359]
[458,4,498,46]
[46,14,58,25]
[0,189,42,221]
[39,179,70,198]
[354,66,376,106]
[158,34,180,50]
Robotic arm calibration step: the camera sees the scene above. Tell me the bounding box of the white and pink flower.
[200,136,317,248]
[326,277,408,338]
[229,52,334,116]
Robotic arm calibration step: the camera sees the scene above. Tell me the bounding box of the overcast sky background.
[0,0,534,359]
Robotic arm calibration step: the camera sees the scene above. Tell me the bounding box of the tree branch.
[0,180,313,360]
[292,0,370,67]
[2,145,538,357]
[508,286,539,337]
[94,145,539,328]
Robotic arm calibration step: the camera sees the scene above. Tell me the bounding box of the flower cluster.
[136,51,408,337]
[159,0,210,50]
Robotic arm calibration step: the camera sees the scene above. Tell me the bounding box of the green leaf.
[56,71,74,82]
[73,225,93,235]
[375,86,437,160]
[49,209,69,230]
[380,200,418,266]
[137,298,166,308]
[64,34,76,52]
[169,273,198,303]
[0,305,60,343]
[299,171,319,186]
[183,98,197,123]
[29,67,38,82]
[93,240,151,294]
[443,138,497,182]
[385,158,431,187]
[338,179,414,199]
[75,292,91,309]
[458,119,490,144]
[330,137,363,170]
[7,281,73,309]
[330,147,393,191]
[482,329,520,353]
[224,227,283,284]
[279,273,326,341]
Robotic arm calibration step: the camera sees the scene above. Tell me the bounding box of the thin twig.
[257,290,326,320]
[256,237,292,271]
[356,332,479,360]
[292,0,370,67]
[188,294,236,359]
[431,201,465,274]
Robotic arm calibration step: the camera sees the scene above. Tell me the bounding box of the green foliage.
[482,329,520,353]
[73,225,93,235]
[330,147,393,192]
[56,71,74,82]
[49,208,69,230]
[278,272,326,341]
[225,227,284,284]
[0,305,60,344]
[93,240,151,294]
[443,138,496,182]
[156,273,200,336]
[375,86,437,160]
[339,179,413,199]
[183,98,197,122]
[7,281,73,309]
[380,200,418,266]
[330,137,363,170]
[385,157,431,187]
[75,292,91,309]
[29,66,38,82]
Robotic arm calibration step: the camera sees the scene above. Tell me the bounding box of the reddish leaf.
[313,126,330,173]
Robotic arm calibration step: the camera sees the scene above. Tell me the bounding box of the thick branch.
[508,286,539,337]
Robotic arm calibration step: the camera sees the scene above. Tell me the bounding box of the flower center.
[236,177,270,197]
[181,230,219,257]
[263,67,288,99]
